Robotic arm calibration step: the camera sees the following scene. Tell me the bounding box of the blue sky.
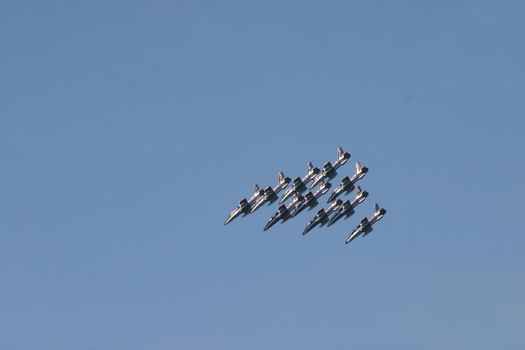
[1,1,524,349]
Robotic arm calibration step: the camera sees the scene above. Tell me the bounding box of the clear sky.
[1,1,524,349]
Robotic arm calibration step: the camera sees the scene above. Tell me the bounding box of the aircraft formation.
[224,147,387,246]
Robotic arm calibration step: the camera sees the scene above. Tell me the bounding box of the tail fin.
[278,171,290,186]
[355,162,362,173]
[337,147,344,159]
[319,180,331,191]
[374,203,380,213]
[292,193,302,202]
[253,184,260,194]
[355,186,368,203]
[307,162,314,172]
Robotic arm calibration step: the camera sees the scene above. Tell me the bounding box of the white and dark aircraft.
[310,147,351,188]
[291,181,331,218]
[279,162,320,204]
[224,184,265,225]
[327,186,368,227]
[250,172,291,213]
[327,162,368,203]
[302,198,344,235]
[263,194,305,231]
[345,203,387,245]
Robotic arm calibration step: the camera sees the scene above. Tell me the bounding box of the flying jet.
[280,162,320,204]
[345,203,387,245]
[327,186,368,227]
[310,147,351,188]
[263,194,305,231]
[250,172,291,213]
[224,184,265,225]
[327,162,368,203]
[302,198,344,235]
[291,181,331,218]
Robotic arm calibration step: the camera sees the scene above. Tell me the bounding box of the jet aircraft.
[263,194,305,231]
[280,162,320,204]
[345,203,387,245]
[302,198,343,235]
[310,147,351,188]
[224,184,265,225]
[327,186,368,227]
[250,172,291,213]
[291,181,331,217]
[327,162,368,203]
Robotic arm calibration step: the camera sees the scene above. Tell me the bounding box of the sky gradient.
[1,1,524,349]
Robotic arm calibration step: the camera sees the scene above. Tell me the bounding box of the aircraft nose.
[327,214,339,226]
[303,224,314,235]
[345,231,360,244]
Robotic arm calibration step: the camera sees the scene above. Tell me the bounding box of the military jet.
[345,203,387,245]
[291,181,331,218]
[224,184,265,225]
[263,194,305,231]
[310,147,351,188]
[280,162,320,204]
[327,162,368,203]
[302,198,344,235]
[250,172,291,213]
[327,186,368,227]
